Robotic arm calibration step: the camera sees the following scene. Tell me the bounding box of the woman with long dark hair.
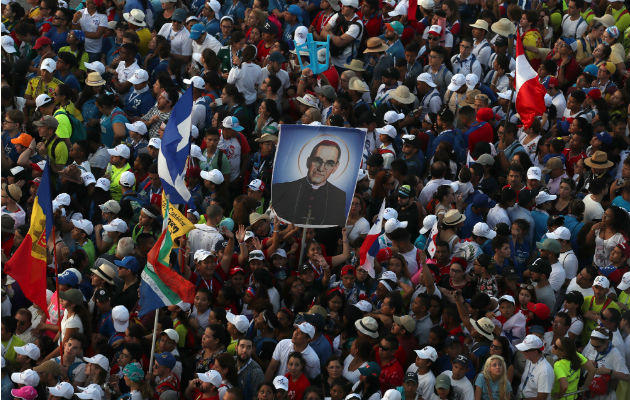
[342,337,371,384]
[586,206,630,268]
[551,336,595,399]
[195,324,228,373]
[254,99,280,138]
[213,353,239,400]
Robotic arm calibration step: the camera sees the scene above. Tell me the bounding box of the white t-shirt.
[342,354,365,384]
[78,9,107,52]
[486,205,511,229]
[582,343,628,400]
[441,371,475,400]
[406,365,435,400]
[549,261,566,292]
[347,217,370,241]
[60,313,84,344]
[583,194,605,223]
[187,224,224,256]
[258,67,290,101]
[559,250,578,280]
[157,24,193,56]
[192,33,222,56]
[565,277,594,298]
[218,134,242,182]
[271,339,321,380]
[561,15,587,39]
[116,60,140,84]
[518,357,554,399]
[325,13,363,68]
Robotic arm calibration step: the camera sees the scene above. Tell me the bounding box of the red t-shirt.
[257,40,274,63]
[321,65,340,91]
[357,11,382,38]
[467,121,494,152]
[286,373,310,400]
[561,148,586,177]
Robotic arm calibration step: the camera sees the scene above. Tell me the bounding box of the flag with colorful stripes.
[138,196,196,317]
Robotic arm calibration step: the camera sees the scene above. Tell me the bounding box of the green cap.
[536,238,561,254]
[435,373,451,390]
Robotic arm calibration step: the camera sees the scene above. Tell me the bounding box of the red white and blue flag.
[358,200,386,278]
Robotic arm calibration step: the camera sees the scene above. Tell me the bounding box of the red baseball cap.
[587,88,602,100]
[33,37,52,50]
[527,302,550,321]
[376,247,393,263]
[547,77,559,89]
[341,265,356,276]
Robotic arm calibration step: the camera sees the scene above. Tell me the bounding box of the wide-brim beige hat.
[491,18,516,37]
[348,77,369,92]
[388,85,416,104]
[343,59,366,71]
[593,14,615,28]
[85,72,106,86]
[363,37,389,53]
[470,19,489,31]
[584,150,614,169]
[443,209,466,226]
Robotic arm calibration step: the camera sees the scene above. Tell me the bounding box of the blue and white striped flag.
[157,87,193,204]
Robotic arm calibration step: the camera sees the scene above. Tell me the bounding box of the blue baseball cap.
[189,23,206,40]
[114,256,140,273]
[595,131,612,145]
[471,192,491,208]
[56,268,82,286]
[583,64,598,77]
[287,4,302,21]
[154,352,176,369]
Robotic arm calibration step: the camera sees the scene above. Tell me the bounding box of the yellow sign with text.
[161,195,195,241]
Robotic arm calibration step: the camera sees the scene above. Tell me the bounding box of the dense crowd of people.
[3,0,630,399]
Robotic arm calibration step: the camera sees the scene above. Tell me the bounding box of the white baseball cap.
[535,191,557,205]
[222,116,244,131]
[515,334,544,352]
[190,144,204,160]
[414,346,438,362]
[383,207,398,220]
[618,271,630,290]
[119,171,136,188]
[72,218,94,235]
[385,218,408,233]
[354,299,372,312]
[376,124,397,139]
[383,389,402,400]
[447,74,466,92]
[295,321,315,338]
[103,218,128,233]
[226,312,250,333]
[244,231,256,242]
[112,305,130,332]
[148,137,161,148]
[82,172,96,186]
[1,35,16,53]
[547,226,571,241]
[340,0,358,8]
[357,169,368,181]
[40,58,56,72]
[162,328,180,343]
[14,343,40,361]
[417,72,437,88]
[248,179,265,191]
[384,110,405,124]
[191,125,200,139]
[498,90,513,101]
[420,215,437,234]
[95,178,111,191]
[593,275,610,289]
[76,384,105,400]
[297,93,320,109]
[198,370,223,387]
[294,25,308,45]
[527,166,542,181]
[125,121,148,135]
[10,369,39,387]
[98,199,120,214]
[465,73,479,90]
[35,93,54,109]
[48,382,74,399]
[107,144,131,159]
[248,249,265,260]
[207,0,220,15]
[127,69,149,84]
[472,222,496,239]
[200,169,224,184]
[272,248,287,258]
[84,354,109,371]
[55,193,71,206]
[194,249,216,262]
[273,375,289,391]
[428,25,442,35]
[183,76,205,89]
[84,61,105,74]
[499,294,515,305]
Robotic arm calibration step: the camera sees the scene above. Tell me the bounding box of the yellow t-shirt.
[108,163,131,201]
[580,296,620,343]
[522,29,543,61]
[552,353,587,400]
[58,46,89,72]
[25,76,63,99]
[47,137,69,166]
[618,290,630,310]
[136,28,152,56]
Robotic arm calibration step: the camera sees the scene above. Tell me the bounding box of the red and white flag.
[514,30,547,129]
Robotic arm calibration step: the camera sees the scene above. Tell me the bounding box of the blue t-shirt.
[612,195,630,212]
[97,310,116,337]
[474,373,512,400]
[81,98,101,122]
[124,88,155,117]
[2,131,20,162]
[100,107,129,148]
[45,27,69,52]
[56,72,81,92]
